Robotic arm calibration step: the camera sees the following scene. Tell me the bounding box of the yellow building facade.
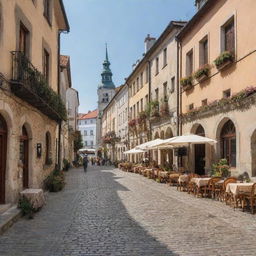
[178,0,256,177]
[0,0,69,204]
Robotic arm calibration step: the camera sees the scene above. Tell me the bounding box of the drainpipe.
[148,60,152,140]
[57,29,68,169]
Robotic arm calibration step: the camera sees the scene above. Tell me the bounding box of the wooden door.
[195,144,205,175]
[20,126,29,189]
[0,115,7,204]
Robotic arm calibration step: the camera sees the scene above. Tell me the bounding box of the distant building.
[78,110,98,149]
[96,46,116,152]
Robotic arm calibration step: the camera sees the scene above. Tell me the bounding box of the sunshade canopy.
[123,148,146,154]
[135,139,165,150]
[148,134,217,149]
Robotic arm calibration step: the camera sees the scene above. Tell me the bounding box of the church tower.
[96,45,116,151]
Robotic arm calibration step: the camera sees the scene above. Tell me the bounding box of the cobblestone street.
[1,166,256,256]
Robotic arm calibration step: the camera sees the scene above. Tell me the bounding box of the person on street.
[83,155,89,172]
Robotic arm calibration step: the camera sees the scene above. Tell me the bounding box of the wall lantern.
[37,143,42,158]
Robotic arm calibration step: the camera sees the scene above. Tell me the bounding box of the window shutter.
[225,21,235,52]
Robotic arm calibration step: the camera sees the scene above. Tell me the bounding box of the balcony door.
[20,126,29,189]
[0,115,7,204]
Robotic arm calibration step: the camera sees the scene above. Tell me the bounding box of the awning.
[123,148,146,154]
[149,134,217,149]
[135,139,165,150]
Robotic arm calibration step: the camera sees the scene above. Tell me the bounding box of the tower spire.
[105,43,109,61]
[99,45,115,89]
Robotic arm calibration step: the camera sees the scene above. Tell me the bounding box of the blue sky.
[61,0,196,113]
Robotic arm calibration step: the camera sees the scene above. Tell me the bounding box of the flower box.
[194,65,210,83]
[180,76,193,91]
[214,51,234,71]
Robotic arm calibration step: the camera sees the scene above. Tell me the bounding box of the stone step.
[0,204,11,214]
[0,205,21,235]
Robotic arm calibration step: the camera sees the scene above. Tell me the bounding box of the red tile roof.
[79,110,98,120]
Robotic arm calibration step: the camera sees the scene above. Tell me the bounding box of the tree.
[74,131,83,152]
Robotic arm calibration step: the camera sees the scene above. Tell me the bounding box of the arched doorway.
[194,125,205,175]
[221,120,236,167]
[20,126,29,188]
[0,114,7,204]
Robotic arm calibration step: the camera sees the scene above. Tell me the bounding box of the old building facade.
[0,0,69,204]
[178,0,256,177]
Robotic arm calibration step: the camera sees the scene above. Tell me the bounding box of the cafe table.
[190,177,211,188]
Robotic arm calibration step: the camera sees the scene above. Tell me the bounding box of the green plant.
[18,196,36,219]
[194,64,210,79]
[180,76,193,88]
[44,169,65,192]
[214,51,233,68]
[211,159,230,178]
[63,158,70,171]
[74,131,83,152]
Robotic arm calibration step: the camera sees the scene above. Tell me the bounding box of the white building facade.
[78,110,98,149]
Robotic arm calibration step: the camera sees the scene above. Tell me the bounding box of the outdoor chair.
[199,177,221,198]
[240,183,256,214]
[186,173,200,193]
[222,177,238,204]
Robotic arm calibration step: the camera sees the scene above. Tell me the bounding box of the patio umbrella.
[135,139,165,150]
[123,148,146,154]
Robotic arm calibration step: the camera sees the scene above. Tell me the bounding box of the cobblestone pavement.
[1,166,256,256]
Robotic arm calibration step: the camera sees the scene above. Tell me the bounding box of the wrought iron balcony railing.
[10,51,67,121]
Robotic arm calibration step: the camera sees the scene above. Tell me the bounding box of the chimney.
[144,34,156,53]
[195,0,208,10]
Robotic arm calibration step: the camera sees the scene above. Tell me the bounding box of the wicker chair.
[240,183,256,213]
[200,177,222,198]
[222,177,238,204]
[186,173,200,194]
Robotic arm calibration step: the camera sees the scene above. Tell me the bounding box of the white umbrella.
[135,139,165,150]
[123,148,146,154]
[161,134,217,147]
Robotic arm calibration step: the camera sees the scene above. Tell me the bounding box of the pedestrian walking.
[83,155,88,172]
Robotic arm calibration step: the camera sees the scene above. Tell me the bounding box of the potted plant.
[193,64,210,83]
[211,159,230,178]
[214,51,234,71]
[180,76,193,91]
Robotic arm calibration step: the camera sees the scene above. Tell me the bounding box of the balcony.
[10,51,67,122]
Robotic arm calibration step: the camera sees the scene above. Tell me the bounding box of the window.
[223,17,235,53]
[199,36,208,65]
[19,23,29,56]
[84,141,87,146]
[202,99,208,106]
[43,0,51,24]
[140,72,143,88]
[163,82,167,101]
[43,49,50,82]
[155,57,159,75]
[137,102,139,115]
[146,65,149,83]
[145,95,149,108]
[90,120,93,124]
[163,48,167,67]
[223,89,231,99]
[221,120,236,167]
[189,103,194,110]
[90,130,93,135]
[186,50,193,76]
[136,77,139,92]
[84,130,87,136]
[84,120,87,124]
[133,82,135,96]
[91,141,93,146]
[155,88,159,101]
[171,76,175,93]
[140,98,143,112]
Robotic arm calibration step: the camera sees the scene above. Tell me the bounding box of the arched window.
[195,125,205,137]
[45,132,52,165]
[221,120,236,167]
